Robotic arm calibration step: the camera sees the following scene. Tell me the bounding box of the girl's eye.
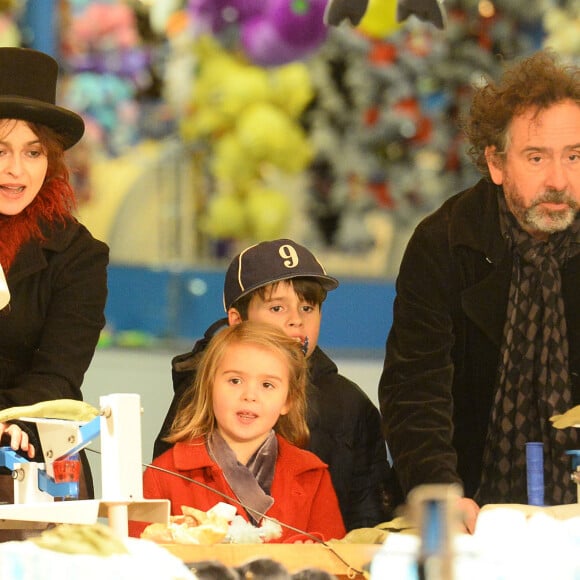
[263,382,275,390]
[270,306,282,312]
[229,377,241,385]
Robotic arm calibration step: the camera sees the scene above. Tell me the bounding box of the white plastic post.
[107,504,130,538]
[13,462,53,504]
[99,393,144,501]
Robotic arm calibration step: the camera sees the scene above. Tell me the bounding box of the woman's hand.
[457,497,480,534]
[0,422,35,459]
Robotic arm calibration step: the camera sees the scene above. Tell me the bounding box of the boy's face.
[228,280,321,358]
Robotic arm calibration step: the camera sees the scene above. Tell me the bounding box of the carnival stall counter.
[164,542,380,579]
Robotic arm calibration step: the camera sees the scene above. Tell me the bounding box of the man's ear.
[485,145,504,185]
[227,308,243,326]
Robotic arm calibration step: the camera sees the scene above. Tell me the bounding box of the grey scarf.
[207,430,277,524]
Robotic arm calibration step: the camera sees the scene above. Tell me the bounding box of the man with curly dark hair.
[379,50,580,533]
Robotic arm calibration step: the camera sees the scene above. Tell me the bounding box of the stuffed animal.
[188,0,328,67]
[542,4,580,58]
[62,1,150,156]
[324,0,447,29]
[175,35,314,242]
[0,0,20,47]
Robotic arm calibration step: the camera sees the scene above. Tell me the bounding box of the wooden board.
[163,542,380,577]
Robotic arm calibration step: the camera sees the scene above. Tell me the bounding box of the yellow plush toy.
[180,36,314,242]
[542,5,580,58]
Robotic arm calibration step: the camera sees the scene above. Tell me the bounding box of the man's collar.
[448,179,507,264]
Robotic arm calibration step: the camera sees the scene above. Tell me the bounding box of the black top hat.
[223,239,339,311]
[0,47,84,149]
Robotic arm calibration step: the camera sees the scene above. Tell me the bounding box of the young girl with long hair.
[133,321,345,543]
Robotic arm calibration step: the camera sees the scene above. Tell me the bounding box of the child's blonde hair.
[166,321,310,447]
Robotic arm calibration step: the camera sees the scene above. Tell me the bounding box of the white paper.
[0,263,9,309]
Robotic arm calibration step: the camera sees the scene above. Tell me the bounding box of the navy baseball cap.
[223,239,339,311]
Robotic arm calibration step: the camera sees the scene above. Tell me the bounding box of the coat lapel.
[460,256,512,346]
[449,181,511,346]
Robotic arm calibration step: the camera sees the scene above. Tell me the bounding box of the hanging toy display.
[299,0,551,276]
[174,34,314,245]
[542,1,580,59]
[188,0,328,67]
[0,0,22,46]
[240,0,328,67]
[355,0,404,39]
[324,0,447,29]
[187,0,263,33]
[61,0,151,156]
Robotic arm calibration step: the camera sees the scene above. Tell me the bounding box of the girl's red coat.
[131,434,346,543]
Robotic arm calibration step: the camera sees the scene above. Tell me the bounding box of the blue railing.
[104,264,395,354]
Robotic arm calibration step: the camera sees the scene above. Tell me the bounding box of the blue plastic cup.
[526,442,544,506]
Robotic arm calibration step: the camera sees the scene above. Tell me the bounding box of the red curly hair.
[0,122,76,272]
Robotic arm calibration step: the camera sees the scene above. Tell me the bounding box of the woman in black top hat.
[0,47,109,532]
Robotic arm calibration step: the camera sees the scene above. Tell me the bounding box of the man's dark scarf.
[477,193,580,505]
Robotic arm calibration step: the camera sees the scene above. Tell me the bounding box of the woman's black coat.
[0,219,108,477]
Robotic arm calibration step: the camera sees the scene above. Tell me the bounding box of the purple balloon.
[188,0,264,33]
[241,15,322,67]
[266,0,328,47]
[232,0,265,20]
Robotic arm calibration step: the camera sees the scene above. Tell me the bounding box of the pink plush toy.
[68,2,140,52]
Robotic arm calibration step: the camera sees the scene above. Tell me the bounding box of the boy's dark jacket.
[153,319,392,531]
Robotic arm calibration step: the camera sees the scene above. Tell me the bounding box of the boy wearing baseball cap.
[153,239,390,530]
